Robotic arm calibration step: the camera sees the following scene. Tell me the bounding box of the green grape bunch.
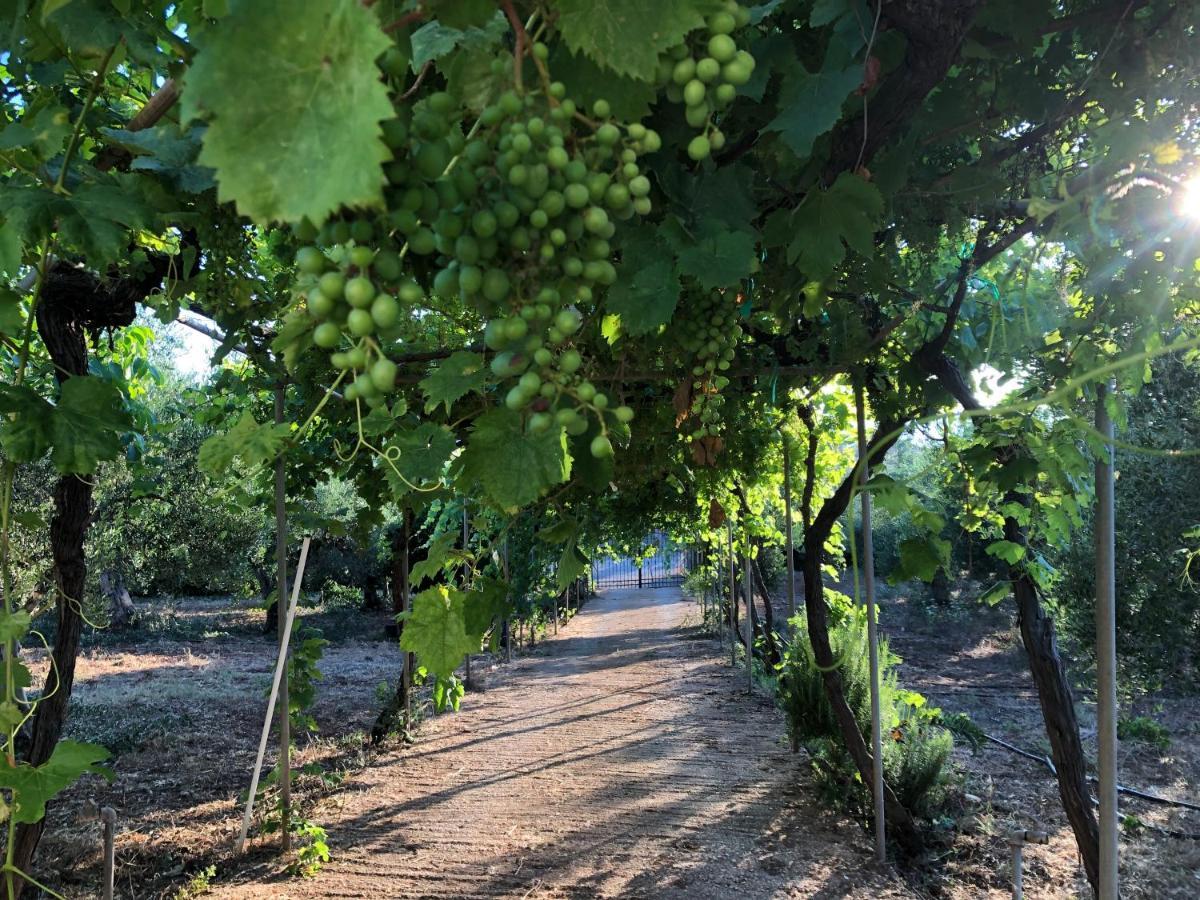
[668,289,743,443]
[284,48,652,455]
[655,0,756,161]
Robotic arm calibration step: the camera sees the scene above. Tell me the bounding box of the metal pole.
[272,382,291,853]
[1096,381,1119,900]
[502,537,512,663]
[1011,840,1023,900]
[462,503,472,688]
[743,546,753,694]
[401,510,412,724]
[856,382,886,863]
[782,434,796,623]
[726,521,736,667]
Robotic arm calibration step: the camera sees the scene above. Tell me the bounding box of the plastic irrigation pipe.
[1095,381,1119,900]
[236,535,311,855]
[856,382,886,863]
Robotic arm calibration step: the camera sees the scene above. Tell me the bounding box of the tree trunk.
[801,417,921,852]
[99,570,136,628]
[750,556,781,666]
[361,573,381,611]
[12,289,94,894]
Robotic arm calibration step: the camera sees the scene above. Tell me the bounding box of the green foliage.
[777,603,954,816]
[457,408,571,510]
[399,585,476,679]
[0,740,112,824]
[1117,715,1170,751]
[182,0,395,224]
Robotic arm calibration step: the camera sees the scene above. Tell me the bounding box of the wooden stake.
[726,521,736,668]
[856,382,886,863]
[237,536,312,855]
[462,504,472,689]
[402,510,412,725]
[743,544,753,694]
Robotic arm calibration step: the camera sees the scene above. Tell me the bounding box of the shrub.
[777,595,953,816]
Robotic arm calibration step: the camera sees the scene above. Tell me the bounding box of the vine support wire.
[1095,381,1119,899]
[726,521,736,668]
[236,535,312,855]
[272,381,291,852]
[856,381,886,863]
[782,433,796,622]
[743,543,753,694]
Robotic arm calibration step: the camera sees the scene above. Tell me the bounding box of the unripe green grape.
[529,412,552,433]
[481,268,510,303]
[398,279,423,303]
[409,228,436,255]
[504,317,529,341]
[348,308,375,337]
[345,276,376,308]
[484,320,507,350]
[633,196,653,216]
[715,83,737,105]
[556,309,583,336]
[313,322,341,348]
[687,134,711,161]
[296,246,326,274]
[593,393,609,410]
[535,303,552,320]
[370,358,397,393]
[696,57,721,83]
[373,250,403,281]
[590,434,614,458]
[534,347,553,367]
[518,371,542,393]
[615,405,635,423]
[371,294,400,328]
[592,98,611,118]
[685,102,710,128]
[316,271,344,299]
[471,209,498,238]
[354,371,379,399]
[583,207,609,234]
[459,265,483,295]
[710,129,726,151]
[672,58,696,85]
[605,183,631,210]
[530,209,549,229]
[566,416,589,436]
[330,351,351,369]
[596,123,620,145]
[309,290,335,319]
[577,381,597,402]
[683,79,707,106]
[547,326,565,345]
[555,407,579,427]
[560,348,582,373]
[642,129,663,152]
[708,33,737,63]
[564,183,590,209]
[350,219,374,243]
[344,382,359,401]
[505,385,531,411]
[346,347,367,369]
[666,84,684,103]
[708,10,736,33]
[628,122,647,141]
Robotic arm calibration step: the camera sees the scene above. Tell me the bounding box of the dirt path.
[216,588,915,899]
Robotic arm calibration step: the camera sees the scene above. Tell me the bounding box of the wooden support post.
[743,544,753,694]
[272,382,291,853]
[1095,382,1119,900]
[856,382,886,863]
[100,806,115,900]
[782,433,796,622]
[502,537,512,663]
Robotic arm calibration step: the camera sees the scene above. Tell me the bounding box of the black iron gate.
[591,535,694,589]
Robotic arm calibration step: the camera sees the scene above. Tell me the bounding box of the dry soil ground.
[31,581,1200,898]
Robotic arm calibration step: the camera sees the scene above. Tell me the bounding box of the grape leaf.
[0,386,52,464]
[399,585,476,678]
[182,0,394,224]
[457,408,570,510]
[420,350,488,413]
[0,182,151,267]
[99,123,216,194]
[557,539,588,592]
[410,11,506,70]
[548,45,658,121]
[409,531,460,588]
[462,576,508,642]
[198,411,290,475]
[778,173,882,281]
[50,377,133,475]
[554,0,723,81]
[888,536,949,584]
[765,61,861,159]
[986,539,1026,565]
[0,220,21,277]
[672,223,757,290]
[0,740,112,825]
[608,227,679,335]
[421,0,496,30]
[383,422,455,498]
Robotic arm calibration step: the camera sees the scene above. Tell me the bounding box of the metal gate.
[591,535,694,589]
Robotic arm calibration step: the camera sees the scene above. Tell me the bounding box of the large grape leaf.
[457,408,570,510]
[671,221,757,290]
[0,182,151,267]
[182,0,394,224]
[198,411,291,475]
[607,226,679,335]
[420,351,488,413]
[399,585,476,678]
[765,61,861,159]
[554,0,723,81]
[776,173,882,281]
[409,11,506,69]
[462,576,508,643]
[0,740,112,825]
[50,377,133,475]
[383,422,455,498]
[0,385,54,463]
